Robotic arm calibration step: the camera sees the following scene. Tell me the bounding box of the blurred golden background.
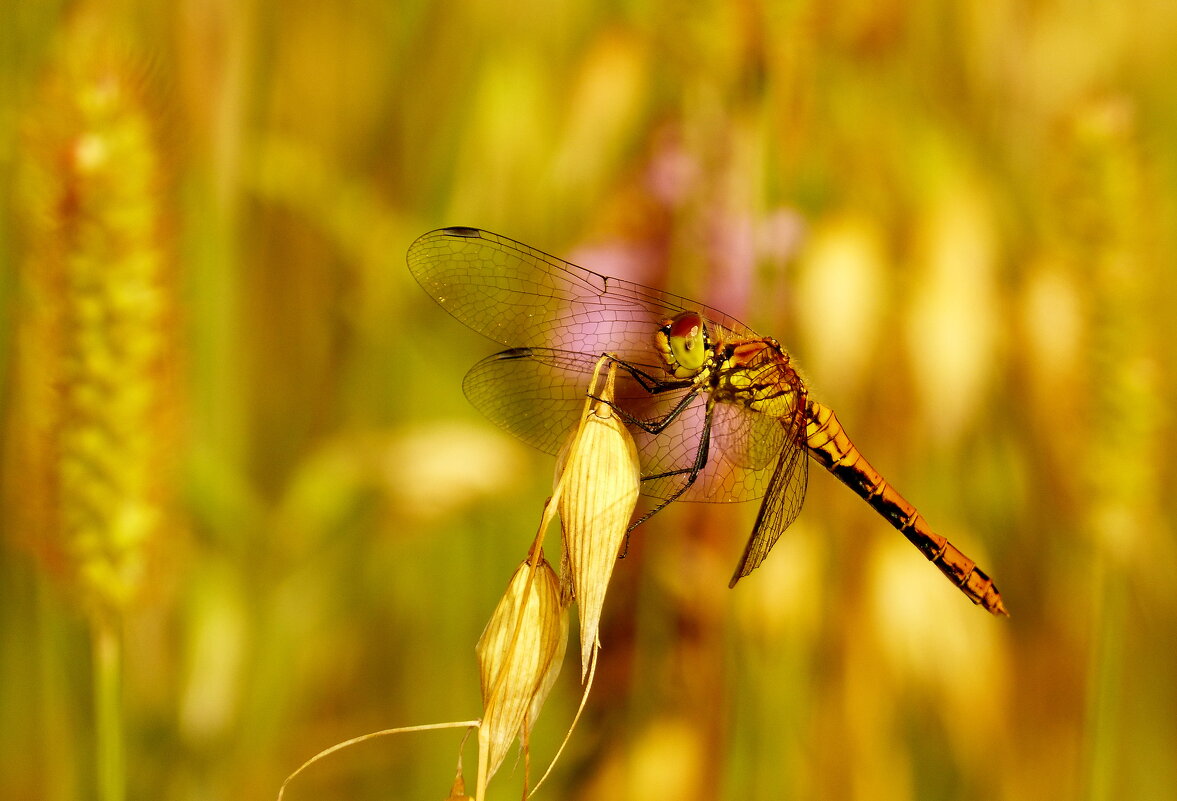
[3,1,1176,799]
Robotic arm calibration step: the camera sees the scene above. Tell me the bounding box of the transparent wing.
[462,348,789,503]
[407,227,759,365]
[727,415,810,586]
[461,348,632,457]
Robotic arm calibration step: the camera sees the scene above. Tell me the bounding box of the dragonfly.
[407,226,1006,616]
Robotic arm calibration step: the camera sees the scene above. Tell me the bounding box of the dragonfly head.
[657,311,710,376]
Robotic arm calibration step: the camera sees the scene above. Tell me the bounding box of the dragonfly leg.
[602,356,693,396]
[581,355,718,551]
[626,402,715,533]
[595,380,703,438]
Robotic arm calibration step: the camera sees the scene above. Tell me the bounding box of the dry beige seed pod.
[442,770,473,801]
[475,556,568,786]
[555,362,641,679]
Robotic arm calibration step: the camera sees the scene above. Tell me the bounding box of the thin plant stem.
[92,616,125,801]
[278,721,481,801]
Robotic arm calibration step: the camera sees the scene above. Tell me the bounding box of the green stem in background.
[1070,97,1158,801]
[1082,561,1124,801]
[92,617,125,801]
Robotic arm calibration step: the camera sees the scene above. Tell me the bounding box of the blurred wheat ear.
[7,9,178,801]
[11,7,177,615]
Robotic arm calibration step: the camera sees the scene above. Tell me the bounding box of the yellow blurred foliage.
[2,2,1176,800]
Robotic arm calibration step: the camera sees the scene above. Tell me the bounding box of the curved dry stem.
[278,720,480,801]
[528,642,599,797]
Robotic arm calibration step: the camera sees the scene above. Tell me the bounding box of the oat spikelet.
[10,11,174,615]
[475,556,568,788]
[556,361,641,679]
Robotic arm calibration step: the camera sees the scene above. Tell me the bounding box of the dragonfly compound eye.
[666,311,707,372]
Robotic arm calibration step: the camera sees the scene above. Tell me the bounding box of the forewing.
[463,348,782,504]
[462,348,667,456]
[408,227,758,364]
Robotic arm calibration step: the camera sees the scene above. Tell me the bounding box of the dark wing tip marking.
[496,347,535,360]
[441,226,484,238]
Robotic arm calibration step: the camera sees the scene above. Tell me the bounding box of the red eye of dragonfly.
[407,227,1006,616]
[667,312,701,341]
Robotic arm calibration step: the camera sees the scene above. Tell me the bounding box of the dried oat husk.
[475,556,568,787]
[555,362,641,679]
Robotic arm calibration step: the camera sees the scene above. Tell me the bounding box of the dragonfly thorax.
[656,311,712,378]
